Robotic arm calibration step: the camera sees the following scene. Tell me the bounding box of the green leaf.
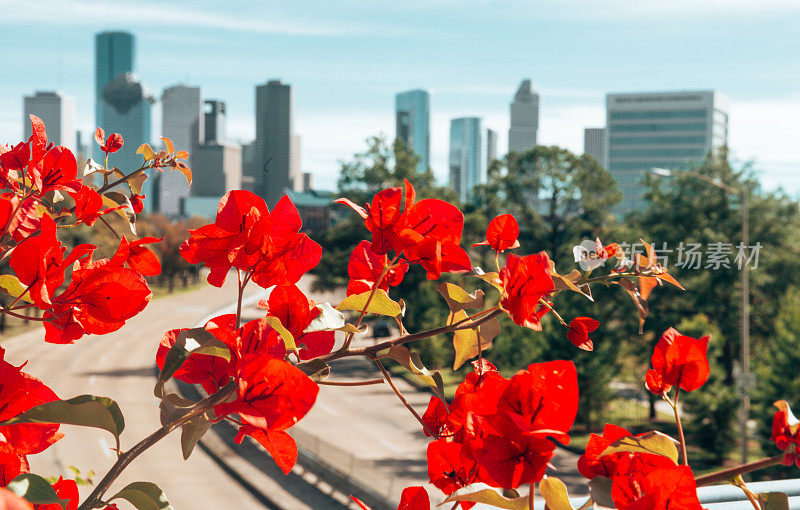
[155,328,231,397]
[1,395,125,444]
[181,413,212,460]
[386,346,446,401]
[159,393,196,426]
[451,310,501,370]
[437,282,484,314]
[539,476,574,510]
[264,316,298,355]
[111,481,174,510]
[304,303,366,334]
[599,430,679,463]
[588,476,613,508]
[0,274,32,303]
[441,483,527,510]
[102,191,137,235]
[7,473,69,509]
[758,492,790,510]
[337,289,402,317]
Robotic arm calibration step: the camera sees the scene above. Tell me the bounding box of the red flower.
[261,285,335,360]
[649,328,710,392]
[8,215,96,308]
[771,400,800,466]
[427,440,482,501]
[397,486,430,510]
[34,477,79,510]
[30,146,81,196]
[130,194,145,214]
[645,369,672,396]
[0,348,63,485]
[499,252,555,328]
[473,214,520,252]
[68,185,122,227]
[577,424,637,479]
[421,397,451,438]
[567,317,600,351]
[180,191,321,288]
[108,236,162,276]
[610,455,703,510]
[346,240,408,296]
[214,355,318,474]
[94,127,124,155]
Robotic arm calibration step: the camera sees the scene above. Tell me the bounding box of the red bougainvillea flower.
[346,240,408,296]
[645,369,672,396]
[130,193,145,214]
[473,214,520,252]
[421,397,451,438]
[108,236,162,276]
[0,348,64,485]
[30,145,81,196]
[8,215,96,308]
[337,180,471,279]
[610,454,703,510]
[68,184,122,227]
[94,127,124,155]
[499,252,555,328]
[43,261,152,344]
[260,284,335,360]
[427,440,482,504]
[351,486,430,510]
[180,191,321,288]
[772,400,800,466]
[577,423,639,479]
[214,355,318,474]
[649,328,710,392]
[567,317,600,351]
[34,477,79,510]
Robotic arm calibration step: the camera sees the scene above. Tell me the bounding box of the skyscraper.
[24,91,75,153]
[449,117,483,203]
[95,31,134,161]
[486,128,498,170]
[508,79,539,154]
[100,72,154,210]
[290,134,302,190]
[606,90,729,213]
[204,100,226,143]
[159,84,203,217]
[252,80,293,208]
[395,89,431,172]
[584,128,607,168]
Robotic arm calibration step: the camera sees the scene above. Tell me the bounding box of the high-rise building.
[509,79,539,154]
[584,128,607,168]
[23,91,75,153]
[606,90,729,213]
[486,128,498,170]
[204,100,226,143]
[395,89,431,172]
[95,31,134,161]
[159,84,203,216]
[252,80,293,208]
[100,72,154,211]
[191,143,242,198]
[449,117,483,203]
[290,134,301,191]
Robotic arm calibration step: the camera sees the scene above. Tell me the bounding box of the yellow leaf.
[175,150,189,160]
[539,477,574,510]
[127,172,148,196]
[264,316,298,355]
[442,483,528,510]
[337,289,402,317]
[0,275,32,303]
[451,310,501,369]
[161,137,175,154]
[177,165,192,187]
[475,271,503,291]
[136,143,156,161]
[437,282,484,314]
[386,346,445,401]
[600,430,679,463]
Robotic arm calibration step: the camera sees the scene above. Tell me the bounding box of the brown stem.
[317,378,385,387]
[695,455,784,487]
[77,380,236,510]
[528,484,535,510]
[374,359,436,437]
[298,309,503,373]
[235,270,244,330]
[98,215,121,240]
[1,310,49,322]
[96,164,149,195]
[673,389,688,466]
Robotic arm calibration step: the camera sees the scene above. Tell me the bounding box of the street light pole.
[650,168,750,462]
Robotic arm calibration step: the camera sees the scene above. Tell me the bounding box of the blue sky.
[0,0,798,192]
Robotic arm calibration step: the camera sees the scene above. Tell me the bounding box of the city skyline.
[1,1,797,194]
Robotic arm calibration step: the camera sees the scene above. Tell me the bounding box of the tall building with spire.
[508,79,539,154]
[395,89,431,172]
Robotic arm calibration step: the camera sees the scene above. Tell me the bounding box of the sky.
[0,0,798,193]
